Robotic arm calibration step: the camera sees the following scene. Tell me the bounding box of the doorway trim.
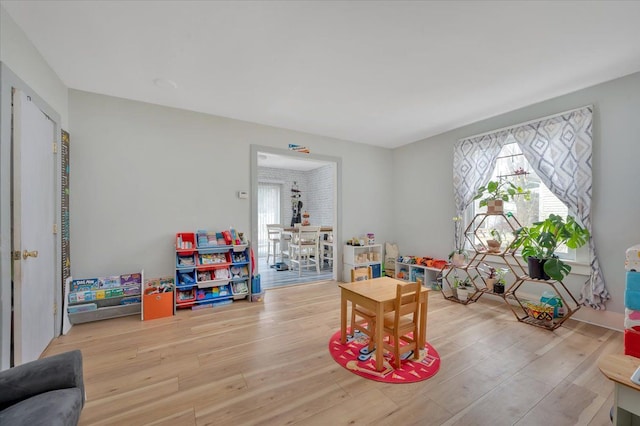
[0,62,62,369]
[250,145,342,282]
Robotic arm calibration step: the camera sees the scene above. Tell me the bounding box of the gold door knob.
[22,250,38,259]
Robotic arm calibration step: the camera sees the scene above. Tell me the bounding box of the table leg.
[375,302,384,371]
[340,291,348,344]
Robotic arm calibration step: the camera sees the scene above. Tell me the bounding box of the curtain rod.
[459,104,593,142]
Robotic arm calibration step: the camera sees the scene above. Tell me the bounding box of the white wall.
[68,90,395,280]
[393,71,640,329]
[0,5,68,128]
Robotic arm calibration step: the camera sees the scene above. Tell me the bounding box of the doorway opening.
[251,146,341,289]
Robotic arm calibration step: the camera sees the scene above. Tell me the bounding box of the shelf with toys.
[174,228,251,310]
[66,271,143,324]
[343,243,382,281]
[395,256,448,290]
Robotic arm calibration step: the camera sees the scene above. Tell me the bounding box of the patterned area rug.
[328,329,440,383]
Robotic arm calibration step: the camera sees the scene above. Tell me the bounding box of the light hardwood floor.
[44,281,620,425]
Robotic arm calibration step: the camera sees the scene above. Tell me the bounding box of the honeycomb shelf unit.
[444,212,580,330]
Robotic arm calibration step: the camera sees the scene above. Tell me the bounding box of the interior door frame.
[0,62,63,369]
[250,145,342,282]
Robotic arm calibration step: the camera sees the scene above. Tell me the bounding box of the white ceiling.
[3,1,640,148]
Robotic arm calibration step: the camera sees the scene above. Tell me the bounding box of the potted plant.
[486,229,502,253]
[482,264,497,292]
[493,268,508,294]
[474,180,530,214]
[453,275,476,301]
[510,214,590,281]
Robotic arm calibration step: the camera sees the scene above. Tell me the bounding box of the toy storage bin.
[231,281,249,296]
[176,270,196,288]
[176,288,196,306]
[196,251,231,267]
[176,253,196,269]
[196,230,221,248]
[176,233,196,252]
[143,291,174,320]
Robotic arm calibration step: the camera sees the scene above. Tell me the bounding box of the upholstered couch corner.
[0,349,85,426]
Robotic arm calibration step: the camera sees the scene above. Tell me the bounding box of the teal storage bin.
[540,291,563,318]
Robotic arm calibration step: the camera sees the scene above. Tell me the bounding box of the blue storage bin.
[252,274,261,294]
[627,271,640,292]
[625,289,640,311]
[371,263,381,278]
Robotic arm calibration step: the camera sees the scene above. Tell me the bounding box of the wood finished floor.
[44,281,620,426]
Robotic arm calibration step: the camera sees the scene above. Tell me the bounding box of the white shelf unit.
[343,244,382,281]
[395,262,443,289]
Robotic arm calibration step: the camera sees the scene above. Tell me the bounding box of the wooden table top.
[339,277,430,302]
[598,353,640,391]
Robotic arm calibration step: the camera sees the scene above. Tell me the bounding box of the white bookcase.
[343,244,382,281]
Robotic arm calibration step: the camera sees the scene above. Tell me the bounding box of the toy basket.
[524,301,554,322]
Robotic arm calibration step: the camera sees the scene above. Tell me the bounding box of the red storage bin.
[624,328,640,358]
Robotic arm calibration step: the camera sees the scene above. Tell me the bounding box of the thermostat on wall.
[238,191,248,199]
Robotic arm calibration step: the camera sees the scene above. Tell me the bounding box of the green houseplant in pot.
[510,214,590,281]
[474,180,530,215]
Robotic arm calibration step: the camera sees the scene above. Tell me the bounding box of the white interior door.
[12,90,56,365]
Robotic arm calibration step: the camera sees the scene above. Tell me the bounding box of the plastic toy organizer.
[175,231,252,309]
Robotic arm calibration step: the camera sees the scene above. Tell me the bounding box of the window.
[257,183,281,257]
[466,139,576,259]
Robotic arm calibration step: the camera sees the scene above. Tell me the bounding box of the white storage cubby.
[343,244,382,281]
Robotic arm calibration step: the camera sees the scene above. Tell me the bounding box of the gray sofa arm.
[0,350,84,410]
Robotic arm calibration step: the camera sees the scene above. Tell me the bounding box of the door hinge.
[54,302,58,315]
[53,142,58,154]
[53,223,58,234]
[12,251,21,261]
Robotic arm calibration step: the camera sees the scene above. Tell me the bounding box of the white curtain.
[453,106,609,310]
[257,183,281,257]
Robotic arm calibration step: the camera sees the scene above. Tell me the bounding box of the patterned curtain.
[454,106,609,310]
[452,133,505,257]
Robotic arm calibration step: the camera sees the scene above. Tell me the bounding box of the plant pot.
[451,252,467,267]
[486,199,504,215]
[493,282,505,294]
[527,257,550,280]
[456,287,468,302]
[486,239,501,253]
[485,278,496,292]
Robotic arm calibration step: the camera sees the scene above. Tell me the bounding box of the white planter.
[457,287,469,302]
[451,252,467,267]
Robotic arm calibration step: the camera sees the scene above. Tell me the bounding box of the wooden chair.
[350,266,376,351]
[287,226,321,276]
[382,282,421,368]
[266,224,283,265]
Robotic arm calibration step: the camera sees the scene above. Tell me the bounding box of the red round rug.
[328,329,440,383]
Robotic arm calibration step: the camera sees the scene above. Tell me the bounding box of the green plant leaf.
[543,258,571,281]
